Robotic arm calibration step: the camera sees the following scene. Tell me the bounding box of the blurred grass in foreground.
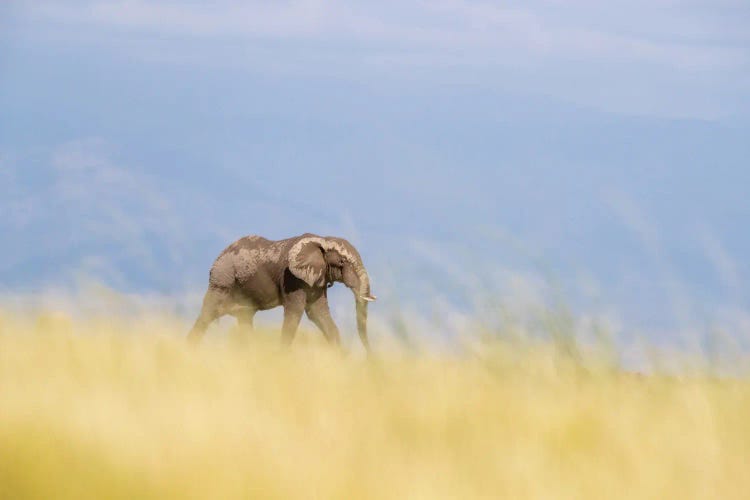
[1,310,749,499]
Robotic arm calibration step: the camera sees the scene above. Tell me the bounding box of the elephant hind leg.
[234,308,256,331]
[187,286,231,344]
[229,308,256,346]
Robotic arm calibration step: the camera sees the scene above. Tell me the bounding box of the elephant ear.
[289,239,326,287]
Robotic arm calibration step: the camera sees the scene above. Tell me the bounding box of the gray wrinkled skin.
[188,233,374,352]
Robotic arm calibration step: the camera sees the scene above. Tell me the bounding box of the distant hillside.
[1,82,749,334]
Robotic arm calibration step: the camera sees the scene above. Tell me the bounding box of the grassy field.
[1,310,749,499]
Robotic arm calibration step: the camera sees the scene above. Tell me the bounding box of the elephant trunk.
[343,258,375,353]
[356,298,370,353]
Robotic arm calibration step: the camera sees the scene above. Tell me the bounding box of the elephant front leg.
[305,293,341,346]
[281,290,306,347]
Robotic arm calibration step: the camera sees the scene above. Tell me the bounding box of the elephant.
[187,233,376,351]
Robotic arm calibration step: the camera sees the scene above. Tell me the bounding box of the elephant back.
[209,235,276,288]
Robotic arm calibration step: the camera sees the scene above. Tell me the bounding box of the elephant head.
[288,235,376,350]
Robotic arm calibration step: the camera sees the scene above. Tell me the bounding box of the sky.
[1,1,749,344]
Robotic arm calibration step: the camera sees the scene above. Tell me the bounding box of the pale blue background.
[1,1,749,341]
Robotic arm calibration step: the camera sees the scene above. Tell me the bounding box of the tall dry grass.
[1,308,749,499]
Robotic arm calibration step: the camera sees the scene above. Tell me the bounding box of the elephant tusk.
[360,295,377,302]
